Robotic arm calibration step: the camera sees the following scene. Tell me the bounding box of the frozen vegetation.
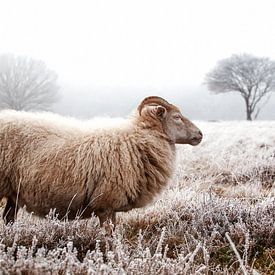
[0,120,274,274]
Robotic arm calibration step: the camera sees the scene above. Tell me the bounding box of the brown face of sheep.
[138,97,203,146]
[163,107,203,145]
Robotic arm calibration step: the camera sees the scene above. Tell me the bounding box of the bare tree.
[0,54,59,111]
[205,54,275,120]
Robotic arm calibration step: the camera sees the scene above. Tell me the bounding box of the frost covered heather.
[0,120,274,274]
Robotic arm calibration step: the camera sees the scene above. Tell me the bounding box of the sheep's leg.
[95,209,116,228]
[3,197,18,225]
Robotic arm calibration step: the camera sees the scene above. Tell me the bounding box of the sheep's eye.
[173,115,181,120]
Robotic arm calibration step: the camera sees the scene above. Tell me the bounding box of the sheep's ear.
[140,104,167,119]
[155,106,166,118]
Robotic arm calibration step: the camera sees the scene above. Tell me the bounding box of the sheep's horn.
[138,96,172,115]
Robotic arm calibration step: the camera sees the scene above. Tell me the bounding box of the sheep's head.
[137,96,202,146]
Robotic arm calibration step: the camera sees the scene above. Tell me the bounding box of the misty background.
[1,0,275,120]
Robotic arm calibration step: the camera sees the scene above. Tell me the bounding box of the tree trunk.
[246,109,252,120]
[244,97,252,121]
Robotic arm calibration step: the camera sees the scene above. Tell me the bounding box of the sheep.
[0,96,202,225]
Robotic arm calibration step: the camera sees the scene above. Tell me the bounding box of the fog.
[1,0,275,120]
[53,85,275,120]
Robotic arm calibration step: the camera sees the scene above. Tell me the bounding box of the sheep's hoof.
[102,221,115,235]
[95,208,116,233]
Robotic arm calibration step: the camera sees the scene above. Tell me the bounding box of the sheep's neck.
[127,130,175,209]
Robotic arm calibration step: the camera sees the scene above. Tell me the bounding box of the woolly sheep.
[0,96,202,225]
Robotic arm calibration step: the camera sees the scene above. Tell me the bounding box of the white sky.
[0,0,275,119]
[1,0,275,89]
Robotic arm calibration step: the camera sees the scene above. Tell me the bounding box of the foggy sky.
[1,0,275,119]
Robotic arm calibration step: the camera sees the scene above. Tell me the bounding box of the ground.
[0,121,274,274]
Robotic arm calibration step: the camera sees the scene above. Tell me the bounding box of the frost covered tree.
[0,54,59,111]
[205,54,275,120]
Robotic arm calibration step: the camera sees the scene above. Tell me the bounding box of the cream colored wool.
[0,96,202,224]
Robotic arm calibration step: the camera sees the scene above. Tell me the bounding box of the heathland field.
[0,121,274,274]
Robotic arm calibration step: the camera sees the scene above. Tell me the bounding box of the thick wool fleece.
[0,111,175,219]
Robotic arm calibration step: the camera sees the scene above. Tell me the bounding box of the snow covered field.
[0,120,274,274]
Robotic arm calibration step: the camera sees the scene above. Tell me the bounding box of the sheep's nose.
[198,130,203,138]
[195,130,203,143]
[190,129,203,145]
